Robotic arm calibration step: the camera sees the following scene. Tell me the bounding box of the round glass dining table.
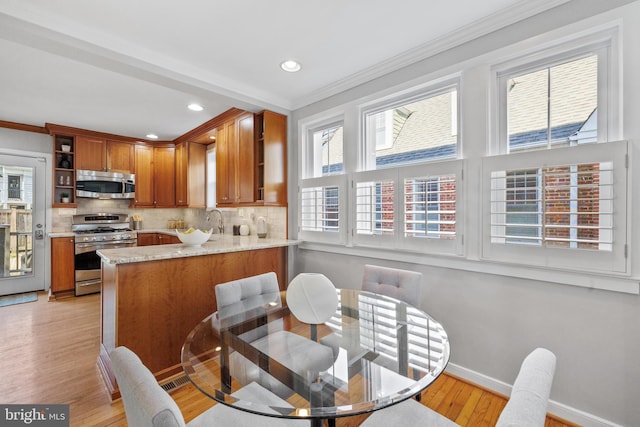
[181,288,450,427]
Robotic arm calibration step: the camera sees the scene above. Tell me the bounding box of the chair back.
[362,264,422,304]
[496,347,557,427]
[110,346,186,427]
[215,272,282,342]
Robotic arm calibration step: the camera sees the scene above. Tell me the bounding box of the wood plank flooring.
[0,291,579,427]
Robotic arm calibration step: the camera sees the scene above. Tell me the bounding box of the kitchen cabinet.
[133,144,154,207]
[133,144,175,208]
[137,233,180,246]
[175,142,206,207]
[52,134,76,207]
[255,110,287,206]
[51,237,75,295]
[216,112,254,205]
[154,146,176,207]
[76,136,134,173]
[215,119,236,205]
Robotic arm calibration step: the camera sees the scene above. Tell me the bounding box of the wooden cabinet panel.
[137,233,157,246]
[76,136,106,171]
[133,144,174,208]
[216,113,255,205]
[137,233,180,246]
[262,111,287,206]
[187,142,206,208]
[175,143,187,206]
[107,140,134,173]
[237,113,255,204]
[76,136,133,173]
[216,121,235,205]
[153,146,175,208]
[133,144,154,207]
[175,142,205,207]
[157,233,180,244]
[51,237,75,294]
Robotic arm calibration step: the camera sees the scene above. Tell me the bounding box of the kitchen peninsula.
[96,236,299,399]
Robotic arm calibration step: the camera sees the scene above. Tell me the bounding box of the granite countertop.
[97,235,300,265]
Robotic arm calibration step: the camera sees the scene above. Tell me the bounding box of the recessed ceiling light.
[188,103,204,111]
[146,134,159,139]
[280,60,301,73]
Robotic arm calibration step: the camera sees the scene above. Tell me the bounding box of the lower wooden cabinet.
[51,237,75,294]
[137,233,180,246]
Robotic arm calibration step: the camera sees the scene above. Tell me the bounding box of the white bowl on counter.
[175,228,213,247]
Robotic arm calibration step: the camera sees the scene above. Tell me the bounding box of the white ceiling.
[0,0,566,141]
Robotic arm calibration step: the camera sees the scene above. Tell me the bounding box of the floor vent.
[160,375,190,392]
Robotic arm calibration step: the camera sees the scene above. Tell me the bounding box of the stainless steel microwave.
[76,169,135,199]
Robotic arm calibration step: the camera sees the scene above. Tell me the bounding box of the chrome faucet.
[207,209,224,235]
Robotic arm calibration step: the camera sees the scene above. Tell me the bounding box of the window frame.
[303,118,345,179]
[351,160,464,256]
[360,80,460,171]
[482,140,628,274]
[492,28,620,155]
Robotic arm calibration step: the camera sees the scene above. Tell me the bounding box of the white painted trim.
[446,362,623,427]
[297,242,640,294]
[291,0,570,109]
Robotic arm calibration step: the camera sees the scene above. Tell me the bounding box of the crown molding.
[291,0,570,110]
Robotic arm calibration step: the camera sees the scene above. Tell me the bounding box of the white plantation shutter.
[352,161,463,255]
[299,175,347,244]
[483,140,627,273]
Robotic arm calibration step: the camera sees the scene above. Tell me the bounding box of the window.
[364,85,458,170]
[483,141,627,273]
[304,122,344,178]
[299,175,347,244]
[489,35,625,274]
[506,55,598,151]
[8,175,21,199]
[497,37,613,153]
[352,161,463,255]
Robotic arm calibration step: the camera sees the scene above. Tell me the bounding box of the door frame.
[0,147,51,294]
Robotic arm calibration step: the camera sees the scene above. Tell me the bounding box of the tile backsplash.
[51,199,287,239]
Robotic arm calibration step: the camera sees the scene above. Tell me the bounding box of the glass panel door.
[0,154,46,295]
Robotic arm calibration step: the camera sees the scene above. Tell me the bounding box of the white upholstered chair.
[214,272,337,397]
[110,346,307,427]
[361,264,423,304]
[360,347,556,427]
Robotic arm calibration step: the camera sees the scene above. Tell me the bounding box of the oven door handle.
[75,241,136,254]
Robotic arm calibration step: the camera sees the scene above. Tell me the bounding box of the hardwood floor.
[0,291,578,427]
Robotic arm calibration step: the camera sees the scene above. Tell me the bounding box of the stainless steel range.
[72,213,137,296]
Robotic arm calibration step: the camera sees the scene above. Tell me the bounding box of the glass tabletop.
[181,288,450,422]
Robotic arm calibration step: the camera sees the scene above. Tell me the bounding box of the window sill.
[298,241,639,295]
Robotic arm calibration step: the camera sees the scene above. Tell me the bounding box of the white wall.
[290,1,640,425]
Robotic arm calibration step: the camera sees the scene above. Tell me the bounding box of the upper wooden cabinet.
[256,110,287,206]
[237,113,255,204]
[175,142,206,208]
[76,136,134,173]
[132,144,175,208]
[216,119,236,205]
[215,110,286,207]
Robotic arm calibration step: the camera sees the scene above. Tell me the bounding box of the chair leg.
[328,418,336,427]
[415,392,422,401]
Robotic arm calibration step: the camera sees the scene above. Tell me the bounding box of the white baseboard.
[445,363,622,427]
